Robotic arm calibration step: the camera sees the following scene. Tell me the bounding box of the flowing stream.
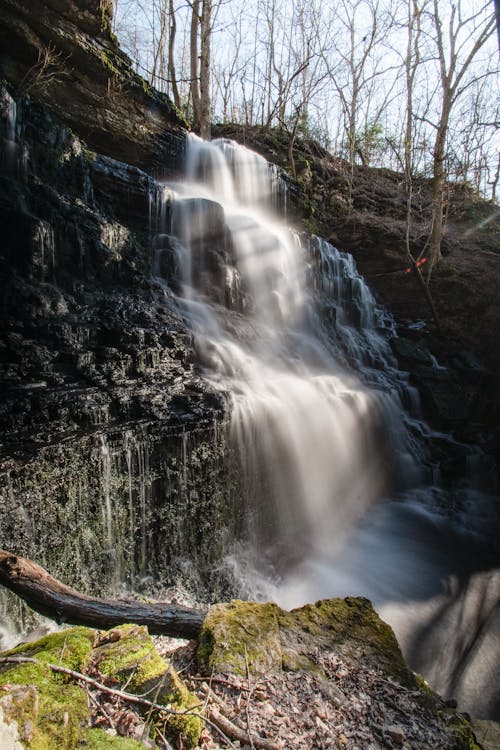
[154,134,500,719]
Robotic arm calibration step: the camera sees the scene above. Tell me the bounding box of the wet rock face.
[391,335,497,430]
[0,84,240,600]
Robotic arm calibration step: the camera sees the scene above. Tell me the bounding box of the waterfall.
[152,134,500,719]
[1,87,28,174]
[153,135,419,578]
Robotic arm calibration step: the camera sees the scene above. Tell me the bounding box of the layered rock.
[0,0,186,174]
[0,70,238,599]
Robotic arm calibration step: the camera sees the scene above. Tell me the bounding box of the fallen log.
[0,550,206,639]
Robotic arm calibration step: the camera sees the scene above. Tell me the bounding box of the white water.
[1,89,28,174]
[154,134,499,719]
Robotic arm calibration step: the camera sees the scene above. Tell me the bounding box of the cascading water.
[158,137,413,566]
[153,134,499,720]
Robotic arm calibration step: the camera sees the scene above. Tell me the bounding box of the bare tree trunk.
[286,107,302,178]
[150,0,168,87]
[427,115,448,277]
[425,0,495,281]
[490,151,499,203]
[403,0,441,330]
[168,0,181,109]
[199,0,212,139]
[190,0,201,130]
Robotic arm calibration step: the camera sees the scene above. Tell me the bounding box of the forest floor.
[87,634,476,750]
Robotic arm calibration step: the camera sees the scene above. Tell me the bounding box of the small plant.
[19,44,70,95]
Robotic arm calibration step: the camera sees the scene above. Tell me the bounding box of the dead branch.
[198,681,247,730]
[0,655,200,714]
[206,705,281,750]
[0,550,205,639]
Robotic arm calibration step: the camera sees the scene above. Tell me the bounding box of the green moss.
[5,626,95,671]
[155,669,202,749]
[83,727,147,749]
[90,625,202,749]
[197,600,282,675]
[281,648,325,677]
[296,157,312,185]
[0,626,94,748]
[0,624,202,750]
[435,711,481,750]
[198,597,417,693]
[281,598,417,688]
[98,50,121,78]
[0,659,90,749]
[415,673,433,695]
[90,624,167,690]
[82,146,97,162]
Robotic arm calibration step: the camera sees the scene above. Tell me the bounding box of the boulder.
[196,597,481,750]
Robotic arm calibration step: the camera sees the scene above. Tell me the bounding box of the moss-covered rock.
[197,599,282,675]
[0,685,39,745]
[197,596,414,685]
[5,627,96,671]
[0,624,202,749]
[0,663,89,749]
[280,597,416,687]
[197,597,480,750]
[89,624,202,748]
[0,627,95,749]
[0,0,187,174]
[90,624,166,690]
[0,703,24,749]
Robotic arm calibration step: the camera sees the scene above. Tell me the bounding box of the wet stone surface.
[0,82,239,602]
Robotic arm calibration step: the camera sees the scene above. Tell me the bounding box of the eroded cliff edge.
[0,0,186,173]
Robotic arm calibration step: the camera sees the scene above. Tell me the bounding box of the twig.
[244,645,256,750]
[0,656,198,714]
[198,681,246,730]
[121,664,139,693]
[144,666,169,736]
[58,634,69,666]
[155,723,174,750]
[87,689,116,730]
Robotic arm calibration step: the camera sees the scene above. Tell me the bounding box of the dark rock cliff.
[0,2,240,600]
